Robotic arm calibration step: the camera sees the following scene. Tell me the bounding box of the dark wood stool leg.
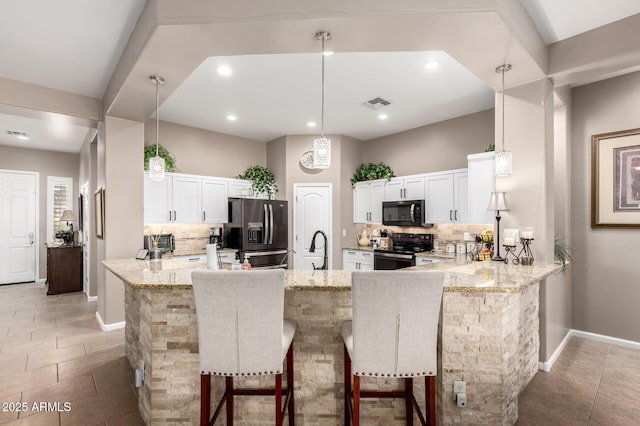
[201,373,211,426]
[286,345,295,426]
[353,375,360,426]
[426,376,436,426]
[275,373,283,426]
[405,378,414,426]
[344,345,352,425]
[226,377,234,426]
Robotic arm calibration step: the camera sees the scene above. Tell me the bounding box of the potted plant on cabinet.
[350,162,395,185]
[237,165,278,199]
[144,144,178,172]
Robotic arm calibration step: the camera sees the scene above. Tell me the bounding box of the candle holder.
[502,244,519,265]
[519,238,534,265]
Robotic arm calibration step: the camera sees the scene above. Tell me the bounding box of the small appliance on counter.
[209,227,223,249]
[143,233,175,254]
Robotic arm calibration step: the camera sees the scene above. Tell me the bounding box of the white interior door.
[0,171,37,284]
[293,184,332,270]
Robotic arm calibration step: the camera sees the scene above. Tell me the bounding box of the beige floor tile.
[20,374,96,418]
[0,392,21,424]
[0,365,58,398]
[26,344,86,371]
[10,410,60,425]
[104,410,145,426]
[0,352,27,378]
[0,332,32,347]
[92,358,135,394]
[588,393,640,426]
[56,331,107,350]
[59,385,139,425]
[1,338,58,357]
[57,348,118,382]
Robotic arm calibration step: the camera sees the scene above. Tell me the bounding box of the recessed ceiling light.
[17,134,29,140]
[323,51,334,56]
[424,61,439,70]
[226,115,237,121]
[378,113,389,120]
[307,122,317,127]
[217,65,232,76]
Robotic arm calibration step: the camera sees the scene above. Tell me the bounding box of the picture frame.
[95,187,105,238]
[591,128,640,228]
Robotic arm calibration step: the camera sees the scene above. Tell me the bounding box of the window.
[47,176,73,243]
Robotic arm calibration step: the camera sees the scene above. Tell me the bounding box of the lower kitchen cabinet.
[343,249,374,271]
[46,244,82,295]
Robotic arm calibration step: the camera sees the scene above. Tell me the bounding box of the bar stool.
[192,269,296,426]
[342,270,444,426]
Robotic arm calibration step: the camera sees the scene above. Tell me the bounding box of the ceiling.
[1,0,640,153]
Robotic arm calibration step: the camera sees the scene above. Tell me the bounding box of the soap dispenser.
[231,253,242,270]
[241,254,252,270]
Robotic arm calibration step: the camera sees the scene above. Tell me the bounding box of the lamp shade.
[148,156,166,180]
[487,192,509,211]
[313,136,331,169]
[60,210,75,222]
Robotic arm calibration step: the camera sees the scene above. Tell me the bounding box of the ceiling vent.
[362,97,393,110]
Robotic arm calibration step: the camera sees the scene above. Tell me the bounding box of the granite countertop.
[103,256,563,293]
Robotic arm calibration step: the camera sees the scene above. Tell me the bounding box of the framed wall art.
[95,187,105,238]
[591,128,640,228]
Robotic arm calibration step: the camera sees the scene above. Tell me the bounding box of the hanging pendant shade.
[313,31,331,169]
[495,64,512,177]
[148,75,166,180]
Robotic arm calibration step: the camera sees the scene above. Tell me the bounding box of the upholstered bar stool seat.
[342,270,444,426]
[192,269,296,426]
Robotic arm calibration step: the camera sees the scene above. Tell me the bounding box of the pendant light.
[495,64,512,177]
[148,75,165,180]
[313,31,331,169]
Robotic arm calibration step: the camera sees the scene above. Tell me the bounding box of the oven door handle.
[375,252,414,260]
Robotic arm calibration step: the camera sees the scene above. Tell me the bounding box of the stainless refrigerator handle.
[455,210,458,221]
[263,204,269,244]
[410,204,415,222]
[269,204,274,244]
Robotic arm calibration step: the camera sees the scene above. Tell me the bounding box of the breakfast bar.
[103,258,562,425]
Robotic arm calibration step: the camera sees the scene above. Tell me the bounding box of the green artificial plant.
[144,144,178,172]
[238,165,278,199]
[485,143,495,152]
[554,238,572,267]
[351,162,395,185]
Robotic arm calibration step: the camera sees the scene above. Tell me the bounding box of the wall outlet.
[135,368,144,387]
[342,229,347,237]
[453,380,466,395]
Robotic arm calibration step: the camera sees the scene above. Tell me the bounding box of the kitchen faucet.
[309,230,328,270]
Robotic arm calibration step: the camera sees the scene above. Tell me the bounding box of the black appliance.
[382,200,429,227]
[209,227,223,249]
[143,233,175,254]
[223,198,289,269]
[374,233,433,270]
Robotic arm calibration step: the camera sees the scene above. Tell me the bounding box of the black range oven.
[373,233,433,270]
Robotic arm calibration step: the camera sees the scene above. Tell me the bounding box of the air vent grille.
[362,97,393,110]
[7,131,27,137]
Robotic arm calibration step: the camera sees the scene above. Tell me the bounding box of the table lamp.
[487,192,509,261]
[60,210,75,245]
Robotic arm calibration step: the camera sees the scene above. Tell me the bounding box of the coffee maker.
[210,227,223,249]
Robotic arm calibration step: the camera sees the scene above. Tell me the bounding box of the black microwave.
[382,200,429,227]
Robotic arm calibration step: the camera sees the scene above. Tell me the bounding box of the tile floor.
[2,282,639,425]
[0,282,143,425]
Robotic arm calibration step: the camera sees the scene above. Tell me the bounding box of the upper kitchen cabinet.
[202,178,228,223]
[227,178,254,198]
[353,179,385,223]
[144,172,173,223]
[424,169,468,224]
[467,152,495,224]
[144,173,231,224]
[383,176,425,201]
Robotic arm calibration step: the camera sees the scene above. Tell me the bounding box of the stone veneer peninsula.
[102,256,563,425]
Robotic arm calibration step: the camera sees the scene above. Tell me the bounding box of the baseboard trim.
[570,329,640,351]
[86,295,98,302]
[36,278,46,284]
[539,329,640,372]
[96,312,125,332]
[538,330,572,372]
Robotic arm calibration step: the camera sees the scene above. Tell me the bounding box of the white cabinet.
[383,176,425,201]
[228,179,254,198]
[171,175,202,224]
[343,249,374,271]
[202,178,228,223]
[353,179,385,223]
[144,173,231,224]
[424,169,468,224]
[467,152,495,224]
[144,173,173,223]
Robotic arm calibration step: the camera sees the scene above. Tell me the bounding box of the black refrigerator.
[223,198,289,268]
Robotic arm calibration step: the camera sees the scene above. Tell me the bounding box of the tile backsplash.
[144,223,219,255]
[361,222,493,248]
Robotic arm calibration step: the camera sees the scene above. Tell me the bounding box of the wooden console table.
[46,244,82,295]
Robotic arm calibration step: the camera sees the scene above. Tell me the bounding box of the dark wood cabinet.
[46,244,82,295]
